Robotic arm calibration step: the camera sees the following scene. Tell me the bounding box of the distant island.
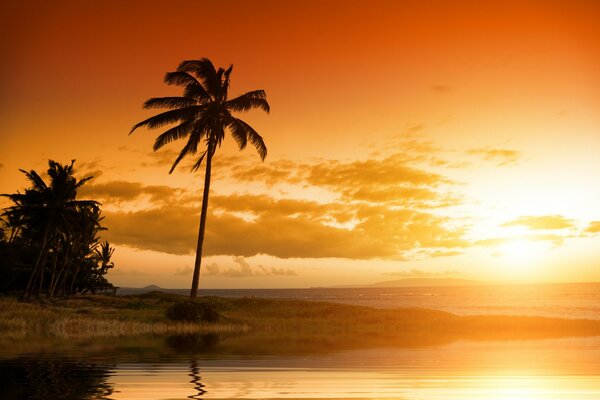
[327,278,484,288]
[116,278,484,295]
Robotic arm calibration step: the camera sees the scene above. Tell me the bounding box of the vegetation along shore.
[2,292,600,349]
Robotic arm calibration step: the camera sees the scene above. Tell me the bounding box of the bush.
[165,300,220,323]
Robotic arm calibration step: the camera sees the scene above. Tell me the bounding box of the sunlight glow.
[499,239,535,263]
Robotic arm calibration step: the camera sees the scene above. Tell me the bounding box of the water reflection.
[0,357,114,399]
[187,360,206,399]
[166,333,221,354]
[1,336,600,399]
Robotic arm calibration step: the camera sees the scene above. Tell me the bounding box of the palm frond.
[226,90,270,113]
[20,170,48,191]
[167,122,208,174]
[164,71,211,100]
[143,97,198,110]
[129,106,200,134]
[153,121,192,151]
[168,140,193,174]
[177,58,220,98]
[228,118,267,160]
[190,151,208,172]
[73,176,94,191]
[222,65,233,99]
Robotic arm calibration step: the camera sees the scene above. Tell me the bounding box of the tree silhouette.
[1,160,114,298]
[131,58,269,298]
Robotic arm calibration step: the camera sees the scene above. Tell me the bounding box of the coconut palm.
[130,58,269,298]
[2,160,99,299]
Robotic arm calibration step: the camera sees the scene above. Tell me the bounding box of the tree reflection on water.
[0,357,114,399]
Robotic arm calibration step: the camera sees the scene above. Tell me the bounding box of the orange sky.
[1,0,600,288]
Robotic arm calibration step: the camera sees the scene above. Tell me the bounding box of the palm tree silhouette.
[3,160,99,299]
[130,58,269,298]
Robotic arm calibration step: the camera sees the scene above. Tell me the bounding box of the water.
[129,282,600,320]
[2,336,600,399]
[3,283,600,399]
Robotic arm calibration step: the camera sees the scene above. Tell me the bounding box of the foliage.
[131,58,270,298]
[166,300,221,323]
[0,160,116,298]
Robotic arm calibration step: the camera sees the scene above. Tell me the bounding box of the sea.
[122,282,600,320]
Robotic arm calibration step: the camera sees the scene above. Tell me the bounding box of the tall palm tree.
[130,58,269,298]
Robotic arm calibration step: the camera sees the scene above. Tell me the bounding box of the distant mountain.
[329,278,483,288]
[142,284,164,291]
[117,285,185,296]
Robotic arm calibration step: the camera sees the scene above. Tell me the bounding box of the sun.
[499,238,533,263]
[493,237,553,281]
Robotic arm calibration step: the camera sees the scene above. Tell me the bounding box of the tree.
[2,160,106,298]
[130,58,269,298]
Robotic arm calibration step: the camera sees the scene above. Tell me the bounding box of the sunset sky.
[1,0,599,288]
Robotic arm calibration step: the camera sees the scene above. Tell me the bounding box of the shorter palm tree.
[2,160,99,299]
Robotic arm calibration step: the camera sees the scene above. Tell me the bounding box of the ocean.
[123,282,600,320]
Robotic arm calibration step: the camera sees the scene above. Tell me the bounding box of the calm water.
[2,336,600,399]
[4,283,600,399]
[141,282,600,320]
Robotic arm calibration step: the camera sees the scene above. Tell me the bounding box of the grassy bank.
[2,292,600,347]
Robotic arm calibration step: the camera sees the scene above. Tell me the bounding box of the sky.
[1,0,599,288]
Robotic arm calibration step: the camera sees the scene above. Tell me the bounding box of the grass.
[1,292,600,355]
[0,293,246,339]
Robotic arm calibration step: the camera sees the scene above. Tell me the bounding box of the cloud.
[140,148,181,168]
[102,206,198,255]
[501,215,574,230]
[101,194,467,259]
[174,266,193,276]
[476,233,565,247]
[585,221,600,233]
[203,257,296,277]
[109,268,146,276]
[81,180,184,204]
[229,159,303,186]
[307,154,445,190]
[96,148,468,260]
[467,148,520,166]
[383,268,461,278]
[427,250,463,258]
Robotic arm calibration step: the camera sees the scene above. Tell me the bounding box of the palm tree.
[3,160,99,299]
[130,58,269,298]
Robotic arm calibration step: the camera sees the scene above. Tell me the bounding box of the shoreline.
[2,292,600,344]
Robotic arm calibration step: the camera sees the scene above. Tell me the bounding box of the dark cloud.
[467,148,521,166]
[501,215,574,230]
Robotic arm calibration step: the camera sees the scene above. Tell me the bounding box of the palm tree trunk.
[190,144,214,299]
[21,225,50,301]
